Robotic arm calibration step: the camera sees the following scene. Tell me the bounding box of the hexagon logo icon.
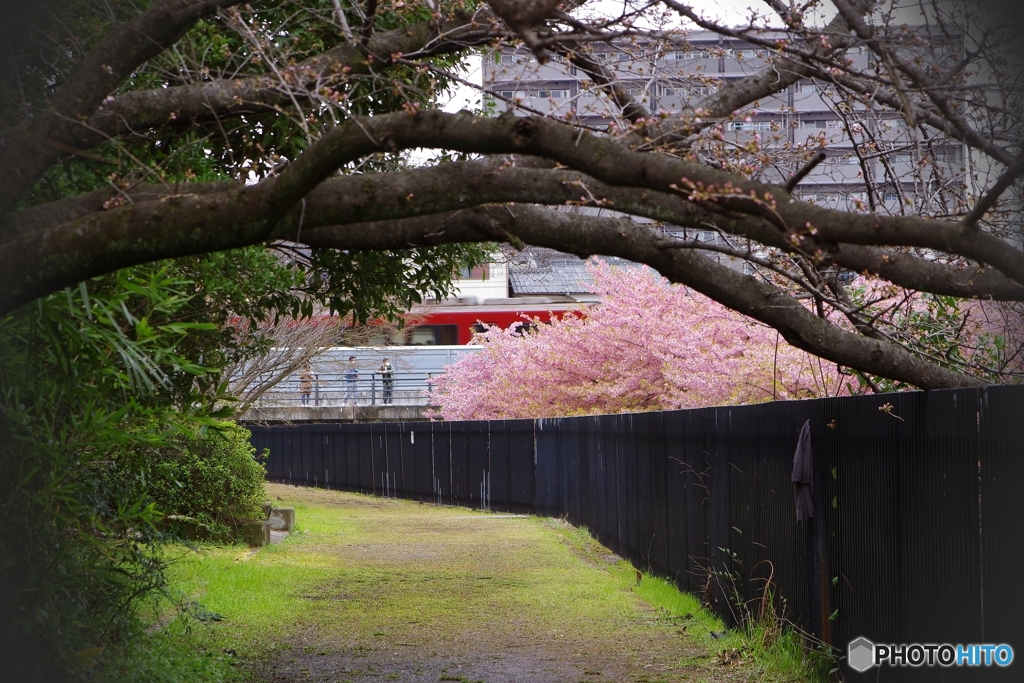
[848,637,876,673]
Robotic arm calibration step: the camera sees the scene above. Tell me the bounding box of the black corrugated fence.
[248,386,1024,681]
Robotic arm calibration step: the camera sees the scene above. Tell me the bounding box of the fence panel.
[705,406,734,620]
[634,413,654,573]
[560,418,583,526]
[730,400,819,640]
[273,428,288,482]
[406,423,433,500]
[583,416,609,547]
[622,413,640,567]
[902,391,983,650]
[980,385,1024,657]
[602,414,623,559]
[381,423,403,497]
[662,411,689,588]
[309,427,325,488]
[448,422,471,506]
[453,421,488,509]
[607,414,627,559]
[430,422,452,505]
[507,420,536,513]
[488,420,513,512]
[369,423,388,495]
[826,391,911,679]
[356,424,374,493]
[344,427,361,491]
[323,427,341,489]
[646,412,670,578]
[284,427,301,485]
[535,418,561,517]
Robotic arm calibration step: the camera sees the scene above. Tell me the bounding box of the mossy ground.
[115,484,814,683]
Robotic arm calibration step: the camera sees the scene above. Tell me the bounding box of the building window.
[458,264,490,280]
[729,120,773,131]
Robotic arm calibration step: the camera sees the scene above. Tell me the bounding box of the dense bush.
[0,267,265,681]
[142,422,268,541]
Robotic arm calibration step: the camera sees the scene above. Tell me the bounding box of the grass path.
[168,484,808,683]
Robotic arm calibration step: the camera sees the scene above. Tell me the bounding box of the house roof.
[509,259,593,295]
[507,248,642,296]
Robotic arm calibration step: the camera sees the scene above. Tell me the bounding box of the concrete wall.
[240,404,431,424]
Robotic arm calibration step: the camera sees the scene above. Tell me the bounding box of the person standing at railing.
[299,364,314,406]
[379,358,394,405]
[343,356,358,405]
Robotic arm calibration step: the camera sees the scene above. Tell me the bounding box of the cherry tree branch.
[0,0,248,216]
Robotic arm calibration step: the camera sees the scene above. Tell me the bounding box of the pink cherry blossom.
[428,261,855,420]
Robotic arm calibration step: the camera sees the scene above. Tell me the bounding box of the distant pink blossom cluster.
[428,261,854,421]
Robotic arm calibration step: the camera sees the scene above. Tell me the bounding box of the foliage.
[429,261,854,420]
[0,267,231,681]
[840,282,1024,392]
[5,0,488,327]
[114,422,268,542]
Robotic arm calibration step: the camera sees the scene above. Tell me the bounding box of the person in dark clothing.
[379,358,394,404]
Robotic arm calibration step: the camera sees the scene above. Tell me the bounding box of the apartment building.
[482,30,965,216]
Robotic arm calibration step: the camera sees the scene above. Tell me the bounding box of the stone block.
[239,519,270,547]
[269,507,295,531]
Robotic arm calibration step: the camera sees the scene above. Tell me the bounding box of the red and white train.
[396,296,587,345]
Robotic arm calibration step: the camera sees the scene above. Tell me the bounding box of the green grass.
[93,485,822,682]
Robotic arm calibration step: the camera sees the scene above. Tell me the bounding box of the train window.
[514,322,539,335]
[407,327,436,345]
[405,325,459,345]
[437,325,458,345]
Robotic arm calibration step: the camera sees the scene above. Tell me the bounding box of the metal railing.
[254,371,438,408]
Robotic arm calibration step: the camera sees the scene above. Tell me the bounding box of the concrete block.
[240,519,271,547]
[269,507,295,531]
[261,502,273,519]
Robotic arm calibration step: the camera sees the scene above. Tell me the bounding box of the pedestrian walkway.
[219,484,796,682]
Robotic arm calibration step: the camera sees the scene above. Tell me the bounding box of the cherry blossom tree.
[428,261,855,420]
[2,0,1024,390]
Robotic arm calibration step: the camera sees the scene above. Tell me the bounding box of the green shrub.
[145,422,268,541]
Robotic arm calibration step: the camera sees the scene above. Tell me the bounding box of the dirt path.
[242,484,773,683]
